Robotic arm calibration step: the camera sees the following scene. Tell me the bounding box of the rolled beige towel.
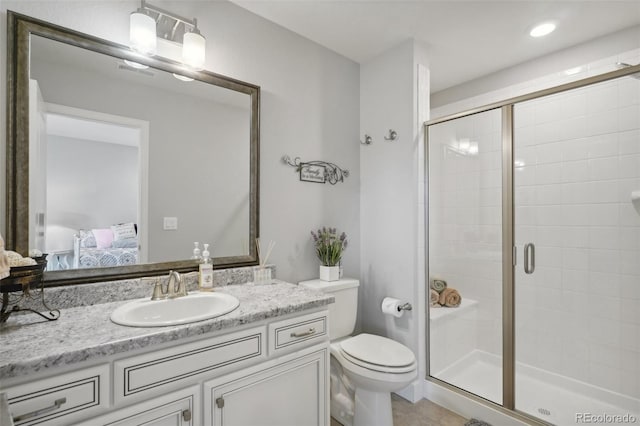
[430,289,441,307]
[439,287,461,307]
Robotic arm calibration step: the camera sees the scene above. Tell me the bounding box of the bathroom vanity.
[0,281,333,426]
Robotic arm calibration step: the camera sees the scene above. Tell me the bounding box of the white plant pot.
[319,265,340,282]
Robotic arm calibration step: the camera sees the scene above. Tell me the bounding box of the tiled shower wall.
[514,76,640,398]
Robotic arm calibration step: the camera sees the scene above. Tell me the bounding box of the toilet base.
[353,388,392,426]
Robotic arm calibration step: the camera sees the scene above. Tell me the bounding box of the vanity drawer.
[4,364,109,426]
[114,326,266,404]
[268,310,329,355]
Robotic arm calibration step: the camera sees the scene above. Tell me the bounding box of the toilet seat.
[337,334,416,374]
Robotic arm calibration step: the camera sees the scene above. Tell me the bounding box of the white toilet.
[299,278,417,426]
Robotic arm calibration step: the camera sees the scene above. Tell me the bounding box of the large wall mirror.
[6,12,260,286]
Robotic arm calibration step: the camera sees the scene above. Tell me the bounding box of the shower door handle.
[524,243,535,274]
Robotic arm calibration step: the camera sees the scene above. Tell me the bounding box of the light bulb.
[182,31,206,70]
[130,10,156,55]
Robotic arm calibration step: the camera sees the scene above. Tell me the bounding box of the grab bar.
[524,243,535,274]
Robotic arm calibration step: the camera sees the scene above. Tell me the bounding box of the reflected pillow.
[79,230,97,248]
[111,223,136,241]
[111,238,138,249]
[92,228,114,249]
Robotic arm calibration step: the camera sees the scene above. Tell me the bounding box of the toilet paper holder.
[398,302,412,311]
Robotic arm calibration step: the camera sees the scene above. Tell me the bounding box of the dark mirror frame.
[5,11,260,286]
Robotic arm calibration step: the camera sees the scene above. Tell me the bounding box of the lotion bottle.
[199,243,213,291]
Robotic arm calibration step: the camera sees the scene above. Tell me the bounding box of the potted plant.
[311,227,347,281]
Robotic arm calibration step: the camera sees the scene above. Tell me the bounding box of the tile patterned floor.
[330,395,468,426]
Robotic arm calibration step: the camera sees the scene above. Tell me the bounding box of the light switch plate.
[163,217,178,230]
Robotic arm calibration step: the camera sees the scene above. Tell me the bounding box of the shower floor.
[435,350,640,426]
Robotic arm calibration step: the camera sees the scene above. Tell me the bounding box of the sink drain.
[538,408,551,416]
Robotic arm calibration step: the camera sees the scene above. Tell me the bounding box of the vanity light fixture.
[129,0,206,70]
[123,59,149,70]
[129,7,156,55]
[529,22,556,38]
[182,25,206,70]
[173,73,194,82]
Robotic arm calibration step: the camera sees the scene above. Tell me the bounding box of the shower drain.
[538,408,551,416]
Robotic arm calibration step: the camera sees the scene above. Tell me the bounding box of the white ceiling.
[46,113,141,147]
[230,0,640,92]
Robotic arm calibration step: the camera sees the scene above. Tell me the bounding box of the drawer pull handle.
[290,328,316,338]
[182,409,192,421]
[13,397,66,422]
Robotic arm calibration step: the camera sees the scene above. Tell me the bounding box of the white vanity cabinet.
[76,386,200,426]
[3,364,110,426]
[204,345,328,426]
[2,309,329,426]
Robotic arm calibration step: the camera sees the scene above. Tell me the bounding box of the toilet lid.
[339,334,415,368]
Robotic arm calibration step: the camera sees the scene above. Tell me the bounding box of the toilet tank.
[299,278,359,340]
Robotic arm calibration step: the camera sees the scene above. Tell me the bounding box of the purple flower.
[310,226,348,266]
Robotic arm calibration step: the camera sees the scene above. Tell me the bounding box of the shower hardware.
[361,134,373,145]
[384,129,398,141]
[524,243,535,274]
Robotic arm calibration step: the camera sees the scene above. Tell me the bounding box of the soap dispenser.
[192,242,202,262]
[199,243,213,291]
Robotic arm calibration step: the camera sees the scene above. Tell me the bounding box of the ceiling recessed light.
[530,22,556,38]
[565,66,583,76]
[124,59,149,70]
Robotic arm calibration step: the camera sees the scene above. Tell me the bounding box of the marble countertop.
[0,281,333,380]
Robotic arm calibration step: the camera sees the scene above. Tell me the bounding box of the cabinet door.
[76,386,199,426]
[205,347,328,426]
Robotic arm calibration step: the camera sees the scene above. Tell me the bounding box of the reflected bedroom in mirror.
[6,12,260,285]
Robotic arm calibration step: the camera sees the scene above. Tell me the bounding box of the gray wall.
[0,0,361,282]
[359,40,430,398]
[45,135,138,252]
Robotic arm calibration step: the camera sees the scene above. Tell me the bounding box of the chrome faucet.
[151,270,187,300]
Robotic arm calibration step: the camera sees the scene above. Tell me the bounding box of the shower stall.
[426,64,640,425]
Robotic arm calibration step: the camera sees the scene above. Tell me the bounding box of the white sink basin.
[110,292,240,327]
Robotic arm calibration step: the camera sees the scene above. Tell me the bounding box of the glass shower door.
[513,76,640,424]
[428,108,503,404]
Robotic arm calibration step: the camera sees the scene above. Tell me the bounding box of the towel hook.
[384,129,398,141]
[360,134,373,145]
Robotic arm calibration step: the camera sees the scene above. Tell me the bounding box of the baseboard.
[393,379,423,403]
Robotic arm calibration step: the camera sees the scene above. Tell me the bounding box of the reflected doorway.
[36,102,149,270]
